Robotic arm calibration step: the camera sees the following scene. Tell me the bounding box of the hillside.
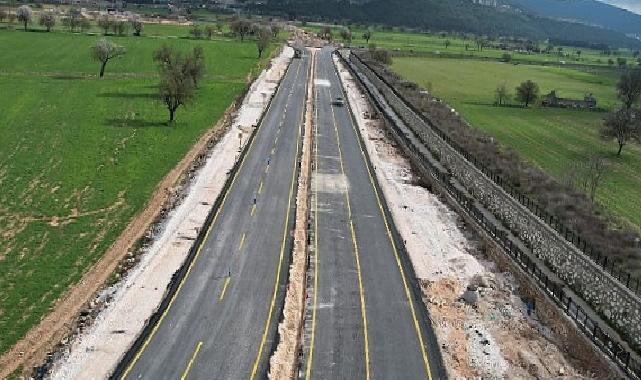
[504,0,641,37]
[254,0,641,49]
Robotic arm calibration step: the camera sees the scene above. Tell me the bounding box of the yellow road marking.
[331,63,434,379]
[238,232,246,251]
[218,277,231,302]
[249,55,306,380]
[118,47,298,380]
[180,341,203,380]
[328,85,371,380]
[258,181,263,194]
[251,204,256,217]
[305,69,320,380]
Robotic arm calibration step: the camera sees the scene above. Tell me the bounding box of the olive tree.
[256,26,271,58]
[362,28,372,44]
[39,11,56,32]
[16,5,32,31]
[601,107,640,156]
[154,45,205,123]
[515,80,539,107]
[230,19,251,41]
[91,39,126,78]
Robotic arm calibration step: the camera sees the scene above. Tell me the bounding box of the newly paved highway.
[303,47,445,379]
[118,50,310,379]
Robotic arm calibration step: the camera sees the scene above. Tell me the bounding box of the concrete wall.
[349,54,641,353]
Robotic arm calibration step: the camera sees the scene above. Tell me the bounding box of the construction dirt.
[335,54,594,380]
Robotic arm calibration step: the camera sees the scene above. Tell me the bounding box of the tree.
[601,108,640,156]
[16,5,32,31]
[230,19,251,41]
[515,80,539,107]
[340,27,352,44]
[154,46,201,123]
[617,57,628,68]
[576,50,582,59]
[362,28,372,44]
[617,69,641,110]
[91,39,125,78]
[563,156,608,201]
[131,17,143,36]
[215,21,223,34]
[0,9,7,23]
[320,26,332,41]
[270,23,281,38]
[444,40,450,49]
[98,15,113,35]
[113,20,128,36]
[256,26,271,58]
[205,25,214,39]
[39,11,56,32]
[185,46,205,88]
[495,82,509,106]
[189,24,203,39]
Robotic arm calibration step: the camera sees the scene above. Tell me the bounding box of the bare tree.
[98,15,113,35]
[91,39,126,78]
[362,28,372,44]
[256,26,271,59]
[617,69,641,110]
[205,25,214,39]
[185,46,205,88]
[270,23,281,39]
[601,107,640,156]
[495,81,509,106]
[320,26,332,41]
[0,9,7,23]
[515,80,539,107]
[155,46,201,123]
[113,20,128,36]
[131,16,143,36]
[16,5,32,31]
[230,19,251,41]
[39,11,56,32]
[563,156,609,201]
[340,27,352,44]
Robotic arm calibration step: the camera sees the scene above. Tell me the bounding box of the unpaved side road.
[335,55,591,379]
[46,46,294,380]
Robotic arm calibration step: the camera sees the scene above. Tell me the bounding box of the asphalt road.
[118,50,310,380]
[303,47,445,379]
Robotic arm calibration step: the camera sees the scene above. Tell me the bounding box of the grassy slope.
[391,57,641,235]
[0,28,274,354]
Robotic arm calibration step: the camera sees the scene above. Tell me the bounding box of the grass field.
[0,26,275,355]
[305,23,641,67]
[391,57,641,235]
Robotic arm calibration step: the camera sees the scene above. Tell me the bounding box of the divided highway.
[116,51,310,379]
[303,47,445,379]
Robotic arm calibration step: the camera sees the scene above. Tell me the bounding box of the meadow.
[0,25,275,355]
[305,23,641,67]
[391,57,641,235]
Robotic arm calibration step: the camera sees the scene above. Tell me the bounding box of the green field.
[305,23,641,67]
[0,26,275,355]
[391,57,641,239]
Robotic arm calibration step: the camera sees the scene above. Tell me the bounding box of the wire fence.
[344,52,641,379]
[350,52,641,298]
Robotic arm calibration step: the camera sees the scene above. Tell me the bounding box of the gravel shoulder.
[335,54,590,379]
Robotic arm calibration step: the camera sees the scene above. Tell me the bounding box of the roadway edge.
[109,48,295,380]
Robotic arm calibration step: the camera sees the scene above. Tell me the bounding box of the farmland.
[391,56,641,237]
[0,25,275,355]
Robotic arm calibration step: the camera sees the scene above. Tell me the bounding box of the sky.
[598,0,641,14]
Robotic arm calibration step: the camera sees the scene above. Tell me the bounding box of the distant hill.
[254,0,641,49]
[503,0,641,37]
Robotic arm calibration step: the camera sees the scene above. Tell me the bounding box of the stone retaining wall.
[348,53,641,353]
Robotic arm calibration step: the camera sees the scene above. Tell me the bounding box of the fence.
[342,52,641,379]
[353,52,641,298]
